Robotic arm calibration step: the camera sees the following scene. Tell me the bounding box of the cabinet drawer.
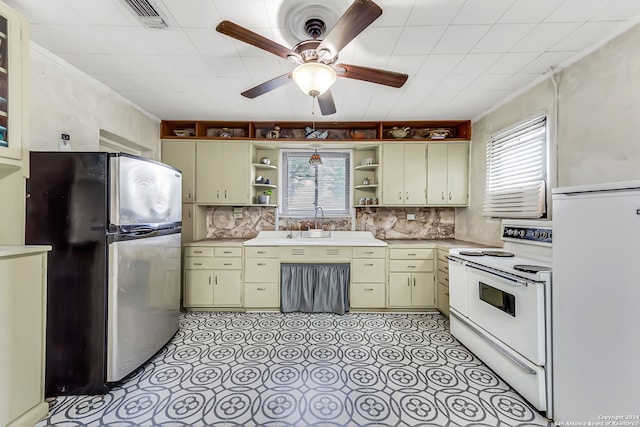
[437,249,449,262]
[215,247,243,257]
[185,257,242,269]
[350,283,385,308]
[245,246,278,258]
[438,272,449,286]
[389,259,434,272]
[352,247,386,258]
[389,248,433,260]
[245,258,279,282]
[437,259,449,273]
[185,247,214,257]
[438,282,450,317]
[244,283,279,308]
[352,259,385,283]
[279,246,352,261]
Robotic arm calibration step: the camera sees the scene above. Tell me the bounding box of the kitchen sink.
[301,229,332,238]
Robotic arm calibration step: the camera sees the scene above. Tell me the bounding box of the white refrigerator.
[552,181,640,423]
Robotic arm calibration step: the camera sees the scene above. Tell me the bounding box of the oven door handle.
[448,256,464,264]
[467,263,529,287]
[451,312,537,375]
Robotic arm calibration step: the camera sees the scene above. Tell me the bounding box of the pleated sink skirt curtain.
[280,263,350,315]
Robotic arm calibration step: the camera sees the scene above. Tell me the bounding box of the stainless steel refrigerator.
[552,181,640,423]
[26,152,182,396]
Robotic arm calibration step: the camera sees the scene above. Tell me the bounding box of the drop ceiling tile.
[92,26,161,55]
[432,25,492,54]
[364,88,404,119]
[597,0,640,21]
[498,0,563,24]
[435,74,477,92]
[452,0,517,25]
[187,76,249,93]
[185,29,239,56]
[29,25,116,54]
[213,0,270,28]
[406,0,465,26]
[551,21,623,51]
[142,28,200,56]
[165,55,213,76]
[202,56,250,78]
[351,27,403,61]
[372,0,415,27]
[467,73,509,91]
[498,73,540,91]
[62,0,140,26]
[393,26,447,56]
[413,54,466,82]
[518,51,575,73]
[452,53,503,75]
[4,0,84,25]
[471,23,536,53]
[241,56,290,84]
[485,52,539,73]
[546,0,614,23]
[160,0,222,28]
[510,22,582,52]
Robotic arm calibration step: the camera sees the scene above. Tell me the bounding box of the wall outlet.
[233,207,243,219]
[407,213,416,221]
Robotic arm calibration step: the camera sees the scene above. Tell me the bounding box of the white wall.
[456,23,640,246]
[25,44,160,157]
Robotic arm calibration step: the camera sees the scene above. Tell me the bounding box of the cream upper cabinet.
[196,141,250,205]
[426,142,469,206]
[162,139,195,202]
[381,143,426,205]
[0,3,26,162]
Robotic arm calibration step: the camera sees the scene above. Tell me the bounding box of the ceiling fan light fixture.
[292,62,337,97]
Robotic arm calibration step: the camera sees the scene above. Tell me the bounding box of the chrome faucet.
[314,206,325,230]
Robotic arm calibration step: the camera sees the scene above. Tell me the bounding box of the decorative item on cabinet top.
[160,120,471,141]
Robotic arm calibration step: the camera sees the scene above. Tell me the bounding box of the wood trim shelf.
[161,120,471,141]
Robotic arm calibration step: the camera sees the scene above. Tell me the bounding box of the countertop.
[184,237,495,249]
[0,245,52,257]
[185,239,246,246]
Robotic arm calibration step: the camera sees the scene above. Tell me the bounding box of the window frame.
[483,114,549,219]
[278,148,353,218]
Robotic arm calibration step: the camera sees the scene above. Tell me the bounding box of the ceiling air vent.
[122,0,168,29]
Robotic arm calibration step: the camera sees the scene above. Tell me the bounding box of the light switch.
[233,207,243,219]
[407,213,416,221]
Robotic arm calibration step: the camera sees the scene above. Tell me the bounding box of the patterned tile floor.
[37,312,553,426]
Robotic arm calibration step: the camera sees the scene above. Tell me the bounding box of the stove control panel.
[502,226,552,244]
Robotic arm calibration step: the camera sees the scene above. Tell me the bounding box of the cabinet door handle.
[405,191,409,200]
[194,262,203,266]
[223,263,233,266]
[217,190,220,199]
[413,278,416,287]
[408,265,416,269]
[364,251,374,255]
[223,251,232,254]
[407,277,411,286]
[364,288,374,292]
[407,253,417,256]
[257,263,266,266]
[449,192,452,200]
[445,292,449,296]
[224,190,228,198]
[397,192,402,200]
[188,190,192,199]
[188,209,192,218]
[441,191,445,200]
[257,287,266,291]
[208,276,212,285]
[365,263,374,267]
[194,250,203,254]
[257,251,266,254]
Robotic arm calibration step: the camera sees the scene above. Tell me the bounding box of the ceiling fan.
[216,0,408,115]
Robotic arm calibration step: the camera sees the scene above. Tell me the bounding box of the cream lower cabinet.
[1,246,51,427]
[351,247,386,308]
[183,244,243,307]
[436,248,450,317]
[388,247,435,308]
[244,247,279,309]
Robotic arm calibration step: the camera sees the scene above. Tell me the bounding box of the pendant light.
[309,148,323,166]
[307,97,323,166]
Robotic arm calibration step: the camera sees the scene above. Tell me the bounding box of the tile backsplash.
[205,206,455,240]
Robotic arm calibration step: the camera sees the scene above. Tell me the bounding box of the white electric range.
[448,220,553,418]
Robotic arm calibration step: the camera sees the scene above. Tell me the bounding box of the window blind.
[483,116,547,218]
[280,150,351,216]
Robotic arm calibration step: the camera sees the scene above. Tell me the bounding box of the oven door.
[466,264,546,365]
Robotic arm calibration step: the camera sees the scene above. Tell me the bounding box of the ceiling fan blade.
[335,63,408,88]
[317,90,337,116]
[316,0,382,58]
[241,73,292,98]
[216,20,301,63]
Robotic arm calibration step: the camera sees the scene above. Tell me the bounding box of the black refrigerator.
[25,152,182,396]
